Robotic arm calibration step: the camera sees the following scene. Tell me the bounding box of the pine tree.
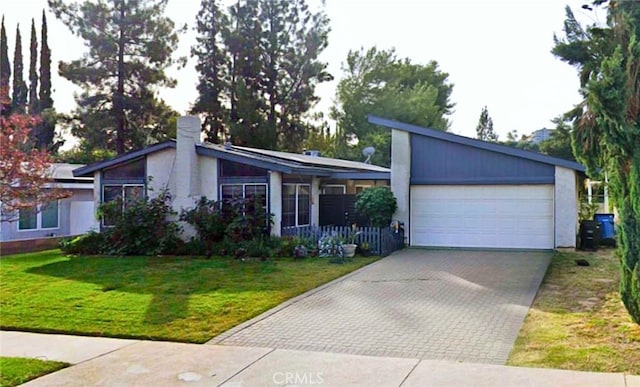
[191,0,229,143]
[476,106,498,142]
[49,0,182,154]
[28,19,38,115]
[0,17,11,116]
[11,25,27,114]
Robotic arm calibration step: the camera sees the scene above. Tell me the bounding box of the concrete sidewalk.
[2,331,638,387]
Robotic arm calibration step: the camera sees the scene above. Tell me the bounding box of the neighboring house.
[0,163,96,242]
[72,116,390,235]
[370,115,586,250]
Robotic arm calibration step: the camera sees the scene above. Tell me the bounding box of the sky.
[1,0,597,143]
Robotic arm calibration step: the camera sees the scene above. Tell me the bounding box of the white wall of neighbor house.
[311,177,321,226]
[146,148,177,198]
[269,171,283,236]
[391,129,411,235]
[554,166,579,248]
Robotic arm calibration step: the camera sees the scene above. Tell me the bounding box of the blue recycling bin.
[594,213,615,239]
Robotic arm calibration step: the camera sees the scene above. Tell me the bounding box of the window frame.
[282,183,311,227]
[17,200,60,231]
[101,183,146,227]
[220,183,269,214]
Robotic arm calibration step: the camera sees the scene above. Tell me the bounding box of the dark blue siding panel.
[410,135,555,185]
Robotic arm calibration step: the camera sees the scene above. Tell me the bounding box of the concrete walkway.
[2,331,637,387]
[211,249,551,364]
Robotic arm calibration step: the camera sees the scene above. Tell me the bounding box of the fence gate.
[319,195,368,226]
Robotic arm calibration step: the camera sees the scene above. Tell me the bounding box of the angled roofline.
[73,141,176,177]
[196,145,333,176]
[367,115,586,172]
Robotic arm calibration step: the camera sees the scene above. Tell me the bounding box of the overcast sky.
[2,0,595,142]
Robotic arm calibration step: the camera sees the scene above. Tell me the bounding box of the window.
[102,158,145,179]
[220,183,268,213]
[321,185,346,195]
[18,201,59,231]
[282,184,310,227]
[102,184,145,226]
[220,160,267,177]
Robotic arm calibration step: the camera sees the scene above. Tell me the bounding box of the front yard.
[508,248,640,374]
[0,250,378,343]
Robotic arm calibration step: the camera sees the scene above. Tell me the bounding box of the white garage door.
[410,185,554,249]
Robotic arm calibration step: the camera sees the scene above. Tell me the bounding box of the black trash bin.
[579,220,601,251]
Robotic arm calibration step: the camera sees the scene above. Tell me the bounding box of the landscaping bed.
[0,357,68,387]
[508,248,640,374]
[0,250,378,343]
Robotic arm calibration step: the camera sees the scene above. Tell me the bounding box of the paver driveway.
[210,249,551,364]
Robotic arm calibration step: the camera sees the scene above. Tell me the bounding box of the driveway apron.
[211,249,551,364]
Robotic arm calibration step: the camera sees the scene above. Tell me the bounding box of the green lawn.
[0,357,68,387]
[0,250,378,343]
[508,248,640,374]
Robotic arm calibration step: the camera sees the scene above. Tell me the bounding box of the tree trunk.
[115,4,126,154]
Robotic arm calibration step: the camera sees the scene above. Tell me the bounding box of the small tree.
[180,197,227,257]
[355,187,397,228]
[476,106,498,142]
[0,88,69,222]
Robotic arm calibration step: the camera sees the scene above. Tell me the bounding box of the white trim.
[282,183,311,227]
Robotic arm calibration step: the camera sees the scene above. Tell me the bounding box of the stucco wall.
[391,129,411,240]
[554,166,578,248]
[199,156,218,200]
[146,148,177,198]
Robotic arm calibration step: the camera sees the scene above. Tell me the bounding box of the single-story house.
[0,163,96,242]
[370,115,586,250]
[72,116,390,235]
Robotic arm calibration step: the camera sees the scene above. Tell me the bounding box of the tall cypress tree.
[11,24,27,114]
[38,10,54,149]
[0,16,11,116]
[28,18,38,115]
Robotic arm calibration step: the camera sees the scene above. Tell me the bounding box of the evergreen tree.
[553,0,640,324]
[28,19,38,115]
[49,0,183,154]
[191,0,331,151]
[191,0,229,143]
[0,17,11,116]
[11,25,27,114]
[37,10,54,150]
[476,106,498,142]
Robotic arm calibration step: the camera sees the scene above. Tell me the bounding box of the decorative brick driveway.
[210,249,551,364]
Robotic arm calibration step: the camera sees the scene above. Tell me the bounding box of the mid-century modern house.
[0,163,96,242]
[72,116,391,235]
[73,115,585,251]
[371,115,585,250]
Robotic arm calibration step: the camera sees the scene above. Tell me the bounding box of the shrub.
[180,197,227,257]
[355,187,397,227]
[59,231,107,255]
[99,189,181,256]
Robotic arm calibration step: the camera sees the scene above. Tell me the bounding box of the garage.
[410,185,554,249]
[369,115,586,250]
